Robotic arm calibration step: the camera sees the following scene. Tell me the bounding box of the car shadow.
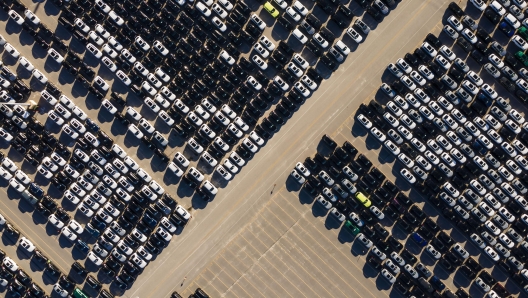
[298,188,315,205]
[176,183,196,198]
[4,20,22,35]
[285,176,302,192]
[109,120,128,136]
[191,193,209,210]
[351,120,368,138]
[337,227,355,244]
[311,202,329,218]
[362,263,379,279]
[162,171,181,186]
[31,211,48,226]
[122,132,141,148]
[58,235,74,248]
[375,275,393,291]
[71,81,89,98]
[43,58,63,74]
[324,215,343,230]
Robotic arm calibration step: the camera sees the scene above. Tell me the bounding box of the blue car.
[476,93,493,107]
[472,140,488,155]
[85,118,100,132]
[430,276,446,291]
[499,22,514,37]
[28,183,44,198]
[76,240,89,254]
[411,232,427,247]
[85,223,101,238]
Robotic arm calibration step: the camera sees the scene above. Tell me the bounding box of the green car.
[264,2,279,18]
[518,27,528,40]
[344,220,360,236]
[515,51,528,66]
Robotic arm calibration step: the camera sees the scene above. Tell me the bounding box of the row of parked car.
[0,0,203,295]
[292,135,482,296]
[0,217,63,298]
[349,1,528,296]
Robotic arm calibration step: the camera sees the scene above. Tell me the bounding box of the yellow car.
[355,192,371,207]
[264,2,279,18]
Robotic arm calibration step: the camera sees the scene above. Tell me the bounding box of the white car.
[8,10,24,25]
[101,56,117,72]
[470,0,488,10]
[513,35,528,50]
[381,269,396,284]
[346,27,363,43]
[108,36,123,51]
[155,68,171,83]
[274,76,290,91]
[220,50,235,65]
[15,170,31,185]
[131,254,147,268]
[153,40,169,56]
[252,55,268,70]
[247,76,262,91]
[313,33,329,48]
[196,2,211,16]
[212,3,228,18]
[357,114,372,129]
[24,9,40,25]
[92,25,110,40]
[86,43,103,59]
[9,178,25,192]
[212,16,227,31]
[249,131,265,146]
[19,237,35,253]
[421,42,437,57]
[19,57,34,72]
[89,31,104,46]
[259,36,275,51]
[242,138,258,153]
[286,7,301,22]
[294,82,310,97]
[116,70,131,86]
[32,69,48,84]
[288,62,304,78]
[135,36,151,51]
[234,117,249,132]
[443,25,459,39]
[223,159,239,175]
[61,227,78,241]
[293,54,309,69]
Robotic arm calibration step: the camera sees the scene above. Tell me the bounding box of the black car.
[484,7,501,24]
[470,49,486,64]
[72,261,88,279]
[373,223,389,239]
[367,6,383,21]
[306,15,322,29]
[456,36,473,52]
[449,2,465,17]
[321,54,338,71]
[306,41,323,57]
[317,1,334,15]
[425,33,442,49]
[277,16,293,31]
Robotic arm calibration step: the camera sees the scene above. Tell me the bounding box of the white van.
[292,29,308,44]
[490,0,506,15]
[335,40,351,55]
[505,13,521,28]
